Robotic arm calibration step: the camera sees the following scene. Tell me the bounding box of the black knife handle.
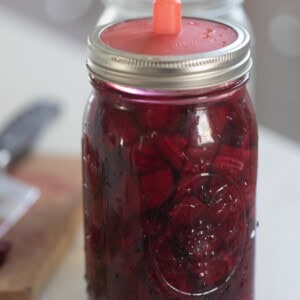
[0,100,60,168]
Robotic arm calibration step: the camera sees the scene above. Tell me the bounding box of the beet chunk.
[185,106,228,147]
[111,218,145,276]
[207,106,229,143]
[176,221,220,262]
[168,195,209,227]
[190,256,232,289]
[123,175,144,217]
[213,145,250,181]
[131,139,167,174]
[185,143,219,174]
[102,106,140,148]
[83,136,101,192]
[207,179,244,225]
[120,168,175,217]
[152,133,188,171]
[150,236,192,294]
[140,168,174,209]
[176,221,238,291]
[137,105,183,131]
[175,173,208,201]
[221,100,255,148]
[241,149,258,184]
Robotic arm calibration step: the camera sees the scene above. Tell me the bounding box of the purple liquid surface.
[82,80,258,300]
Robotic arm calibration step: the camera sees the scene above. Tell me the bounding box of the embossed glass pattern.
[82,75,258,299]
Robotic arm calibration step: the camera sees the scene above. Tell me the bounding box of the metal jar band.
[87,18,252,91]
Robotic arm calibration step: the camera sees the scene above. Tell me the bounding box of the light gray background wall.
[0,0,101,42]
[245,1,300,142]
[1,0,300,142]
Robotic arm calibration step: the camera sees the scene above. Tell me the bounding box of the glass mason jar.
[83,18,258,300]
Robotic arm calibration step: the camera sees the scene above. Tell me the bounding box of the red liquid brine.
[83,16,257,300]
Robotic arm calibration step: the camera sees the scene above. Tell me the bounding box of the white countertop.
[1,5,300,300]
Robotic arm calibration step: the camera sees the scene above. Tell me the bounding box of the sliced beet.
[150,236,192,294]
[131,139,167,174]
[104,146,131,191]
[141,215,162,237]
[213,145,250,181]
[152,133,188,171]
[182,108,227,148]
[83,136,101,192]
[207,105,229,143]
[168,195,209,227]
[109,219,144,276]
[124,175,144,217]
[185,143,219,174]
[140,168,174,209]
[120,168,175,216]
[173,219,237,291]
[176,220,219,262]
[215,219,246,258]
[84,189,106,251]
[243,182,257,206]
[137,105,183,131]
[102,174,141,219]
[119,218,145,253]
[102,106,140,148]
[175,220,238,291]
[175,174,209,201]
[104,267,139,298]
[190,258,230,289]
[207,179,243,225]
[221,100,256,148]
[241,149,258,184]
[163,134,188,150]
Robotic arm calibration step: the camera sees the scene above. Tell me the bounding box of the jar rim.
[90,74,249,106]
[87,17,252,91]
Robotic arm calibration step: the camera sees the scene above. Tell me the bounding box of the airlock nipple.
[153,0,182,35]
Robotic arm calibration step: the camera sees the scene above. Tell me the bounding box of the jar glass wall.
[82,75,258,299]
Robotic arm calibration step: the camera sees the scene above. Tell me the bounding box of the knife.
[0,100,60,239]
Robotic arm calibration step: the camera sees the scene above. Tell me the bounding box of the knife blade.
[0,100,60,239]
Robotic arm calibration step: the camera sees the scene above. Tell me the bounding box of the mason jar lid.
[87,18,251,91]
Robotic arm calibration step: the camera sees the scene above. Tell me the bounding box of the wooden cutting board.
[0,156,83,300]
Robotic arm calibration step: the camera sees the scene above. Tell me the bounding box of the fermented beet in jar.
[83,16,258,300]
